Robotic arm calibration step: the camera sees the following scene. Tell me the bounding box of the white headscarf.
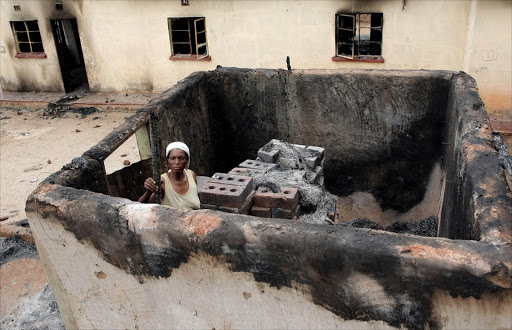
[165,142,190,169]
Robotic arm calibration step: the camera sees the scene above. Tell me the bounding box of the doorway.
[51,19,88,93]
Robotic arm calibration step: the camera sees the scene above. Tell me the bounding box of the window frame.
[333,13,383,63]
[168,16,210,61]
[10,20,46,58]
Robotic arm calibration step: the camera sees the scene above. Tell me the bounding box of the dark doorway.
[51,19,88,93]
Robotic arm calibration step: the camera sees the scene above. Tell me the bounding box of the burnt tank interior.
[29,68,512,329]
[97,68,510,242]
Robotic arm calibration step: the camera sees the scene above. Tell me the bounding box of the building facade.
[0,0,510,117]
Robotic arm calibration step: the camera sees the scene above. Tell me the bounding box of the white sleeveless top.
[160,169,200,210]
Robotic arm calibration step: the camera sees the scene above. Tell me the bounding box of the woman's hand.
[143,177,159,193]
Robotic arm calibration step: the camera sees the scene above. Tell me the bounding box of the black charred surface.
[0,236,39,264]
[439,74,512,243]
[202,69,450,212]
[80,68,453,213]
[26,186,150,276]
[26,184,512,328]
[343,216,438,237]
[107,158,153,200]
[44,156,106,193]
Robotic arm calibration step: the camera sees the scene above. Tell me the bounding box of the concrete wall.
[465,0,512,117]
[439,73,512,243]
[1,0,510,117]
[27,200,512,329]
[0,0,66,91]
[26,69,512,328]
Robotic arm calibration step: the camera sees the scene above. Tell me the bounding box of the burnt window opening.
[336,13,383,60]
[56,3,64,10]
[168,17,208,59]
[10,20,45,54]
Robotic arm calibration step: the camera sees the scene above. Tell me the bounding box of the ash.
[256,140,337,225]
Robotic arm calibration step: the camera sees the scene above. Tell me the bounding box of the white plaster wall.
[465,0,512,117]
[75,0,472,92]
[27,204,512,329]
[0,0,67,91]
[1,0,510,117]
[0,0,472,93]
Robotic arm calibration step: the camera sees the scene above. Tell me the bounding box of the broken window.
[335,13,383,60]
[10,20,44,54]
[168,17,209,59]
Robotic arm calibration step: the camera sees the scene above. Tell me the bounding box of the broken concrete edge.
[26,182,512,328]
[439,73,512,244]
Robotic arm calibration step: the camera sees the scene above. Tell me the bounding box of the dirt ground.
[0,106,140,328]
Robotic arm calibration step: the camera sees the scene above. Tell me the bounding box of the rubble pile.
[199,139,337,224]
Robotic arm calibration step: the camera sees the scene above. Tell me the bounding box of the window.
[334,13,383,62]
[168,17,210,60]
[11,20,45,57]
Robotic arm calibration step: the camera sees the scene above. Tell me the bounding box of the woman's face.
[168,149,188,173]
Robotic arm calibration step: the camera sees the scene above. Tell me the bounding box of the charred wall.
[71,68,511,242]
[439,74,512,243]
[203,68,452,212]
[145,68,452,213]
[26,68,512,329]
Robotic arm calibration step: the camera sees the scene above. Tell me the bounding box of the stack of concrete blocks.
[257,139,326,186]
[199,173,255,214]
[234,158,301,219]
[199,140,326,220]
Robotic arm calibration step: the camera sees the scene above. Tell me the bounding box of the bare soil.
[0,107,140,327]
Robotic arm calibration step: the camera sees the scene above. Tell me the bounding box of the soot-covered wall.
[27,69,512,329]
[151,68,453,212]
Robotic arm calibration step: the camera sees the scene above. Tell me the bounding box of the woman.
[138,142,200,210]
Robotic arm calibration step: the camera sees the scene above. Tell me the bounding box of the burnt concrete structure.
[26,68,512,329]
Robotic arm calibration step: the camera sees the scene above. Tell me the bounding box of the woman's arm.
[138,177,164,203]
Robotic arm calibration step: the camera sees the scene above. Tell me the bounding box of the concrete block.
[251,206,272,218]
[210,173,254,191]
[305,156,320,169]
[258,148,280,163]
[199,181,252,208]
[239,159,277,171]
[279,157,298,169]
[306,146,325,158]
[261,139,281,150]
[291,144,306,151]
[196,175,210,192]
[271,204,302,220]
[271,207,293,219]
[219,191,254,215]
[307,166,323,183]
[228,167,267,177]
[253,187,299,210]
[200,203,218,210]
